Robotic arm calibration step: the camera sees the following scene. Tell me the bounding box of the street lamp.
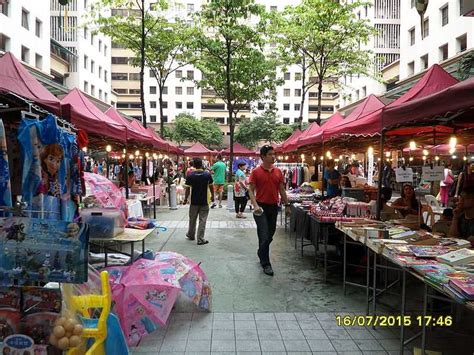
[106,145,112,179]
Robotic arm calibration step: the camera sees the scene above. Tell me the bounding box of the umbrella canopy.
[61,89,127,142]
[104,107,151,145]
[83,172,128,223]
[107,259,182,346]
[220,142,256,156]
[184,142,215,156]
[0,52,61,114]
[327,64,459,138]
[154,251,212,310]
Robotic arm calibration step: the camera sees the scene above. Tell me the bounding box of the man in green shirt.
[211,154,226,208]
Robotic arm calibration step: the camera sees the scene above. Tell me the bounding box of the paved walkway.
[130,204,473,355]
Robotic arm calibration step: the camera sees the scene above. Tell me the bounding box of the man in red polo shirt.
[248,145,290,276]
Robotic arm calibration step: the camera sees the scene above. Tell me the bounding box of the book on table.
[408,246,451,258]
[449,277,474,300]
[437,248,474,266]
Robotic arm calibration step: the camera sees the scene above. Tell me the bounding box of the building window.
[295,73,302,81]
[91,60,95,73]
[129,73,140,80]
[149,69,154,78]
[176,102,182,109]
[104,45,107,56]
[83,81,89,93]
[257,103,265,110]
[175,87,182,95]
[355,90,360,101]
[175,70,182,79]
[459,0,464,15]
[163,87,168,95]
[187,102,194,109]
[161,101,168,109]
[35,53,42,70]
[105,93,108,102]
[90,33,95,46]
[186,70,194,80]
[21,46,30,63]
[283,104,290,111]
[129,89,140,94]
[294,103,301,111]
[150,101,157,108]
[21,8,29,30]
[98,66,102,79]
[364,5,368,17]
[35,19,42,37]
[91,85,95,96]
[294,89,301,97]
[187,87,194,95]
[84,55,88,69]
[409,27,415,46]
[0,1,9,16]
[457,34,467,52]
[99,39,102,52]
[162,116,168,123]
[99,89,103,100]
[114,89,127,94]
[112,73,127,80]
[283,118,290,124]
[420,54,428,69]
[407,61,415,75]
[441,5,449,26]
[283,89,290,97]
[187,3,194,13]
[439,44,448,61]
[112,57,129,64]
[284,72,291,80]
[422,18,429,38]
[104,70,108,82]
[362,86,366,98]
[411,0,415,8]
[0,33,10,52]
[150,115,157,122]
[150,86,157,94]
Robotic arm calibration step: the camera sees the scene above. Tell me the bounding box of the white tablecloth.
[127,199,143,218]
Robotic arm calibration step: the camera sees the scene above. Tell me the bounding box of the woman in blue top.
[234,162,248,218]
[324,160,341,198]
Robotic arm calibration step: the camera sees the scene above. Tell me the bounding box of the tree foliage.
[270,0,374,124]
[169,113,223,148]
[271,125,294,143]
[193,0,280,180]
[89,0,192,137]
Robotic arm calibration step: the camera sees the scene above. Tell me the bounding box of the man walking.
[184,158,214,245]
[211,154,226,208]
[248,145,290,276]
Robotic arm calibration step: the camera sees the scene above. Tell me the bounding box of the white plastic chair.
[424,195,445,215]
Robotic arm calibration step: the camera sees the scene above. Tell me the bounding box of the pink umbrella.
[155,251,212,310]
[83,172,128,223]
[107,259,181,346]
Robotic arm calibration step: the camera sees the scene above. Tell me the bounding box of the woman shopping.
[392,184,419,217]
[439,163,454,207]
[234,162,248,218]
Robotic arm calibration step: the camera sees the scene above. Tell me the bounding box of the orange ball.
[69,335,81,348]
[57,337,70,350]
[53,325,65,338]
[64,319,76,332]
[54,316,67,327]
[73,324,84,336]
[49,334,58,346]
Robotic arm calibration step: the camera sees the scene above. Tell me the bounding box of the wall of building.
[0,0,51,73]
[399,0,474,80]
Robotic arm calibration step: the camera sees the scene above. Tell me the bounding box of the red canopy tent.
[382,76,474,131]
[126,119,168,151]
[220,142,256,156]
[326,64,459,138]
[297,111,346,147]
[0,52,61,114]
[104,107,152,145]
[184,142,216,157]
[275,129,302,153]
[294,123,321,149]
[61,88,127,142]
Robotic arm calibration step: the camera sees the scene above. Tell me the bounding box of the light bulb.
[435,156,439,161]
[135,150,140,156]
[285,156,288,160]
[351,154,356,160]
[159,154,163,159]
[339,155,343,160]
[123,148,127,153]
[312,156,316,161]
[368,147,374,155]
[452,155,457,159]
[82,147,87,153]
[129,154,134,160]
[449,136,457,148]
[320,156,324,161]
[422,149,428,156]
[422,156,426,161]
[409,141,416,150]
[463,156,467,161]
[385,152,391,157]
[335,158,340,162]
[300,154,305,160]
[106,144,112,152]
[449,147,455,154]
[409,157,414,161]
[145,152,149,157]
[326,151,331,158]
[122,154,126,158]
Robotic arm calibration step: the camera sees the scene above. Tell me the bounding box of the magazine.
[408,246,451,258]
[437,248,474,266]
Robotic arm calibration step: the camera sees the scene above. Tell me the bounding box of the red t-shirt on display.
[249,165,284,205]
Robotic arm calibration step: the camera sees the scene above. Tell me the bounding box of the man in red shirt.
[248,145,290,276]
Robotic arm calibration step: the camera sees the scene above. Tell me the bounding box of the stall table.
[89,228,156,267]
[131,184,161,201]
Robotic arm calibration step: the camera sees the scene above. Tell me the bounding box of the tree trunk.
[316,76,323,125]
[226,39,233,183]
[139,0,147,129]
[158,84,165,138]
[298,56,306,130]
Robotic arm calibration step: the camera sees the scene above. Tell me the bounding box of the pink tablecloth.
[131,184,161,201]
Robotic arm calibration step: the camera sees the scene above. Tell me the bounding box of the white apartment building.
[399,0,473,80]
[339,0,400,109]
[0,0,51,73]
[51,0,112,103]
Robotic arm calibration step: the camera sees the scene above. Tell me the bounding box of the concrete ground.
[129,203,474,355]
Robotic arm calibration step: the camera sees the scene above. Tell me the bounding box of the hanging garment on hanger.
[0,119,12,215]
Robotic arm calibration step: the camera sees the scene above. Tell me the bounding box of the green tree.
[90,0,192,137]
[271,124,294,143]
[200,119,224,149]
[170,113,204,146]
[235,110,277,148]
[193,0,279,180]
[275,0,374,125]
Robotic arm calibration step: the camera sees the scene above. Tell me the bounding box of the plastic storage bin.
[80,208,125,238]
